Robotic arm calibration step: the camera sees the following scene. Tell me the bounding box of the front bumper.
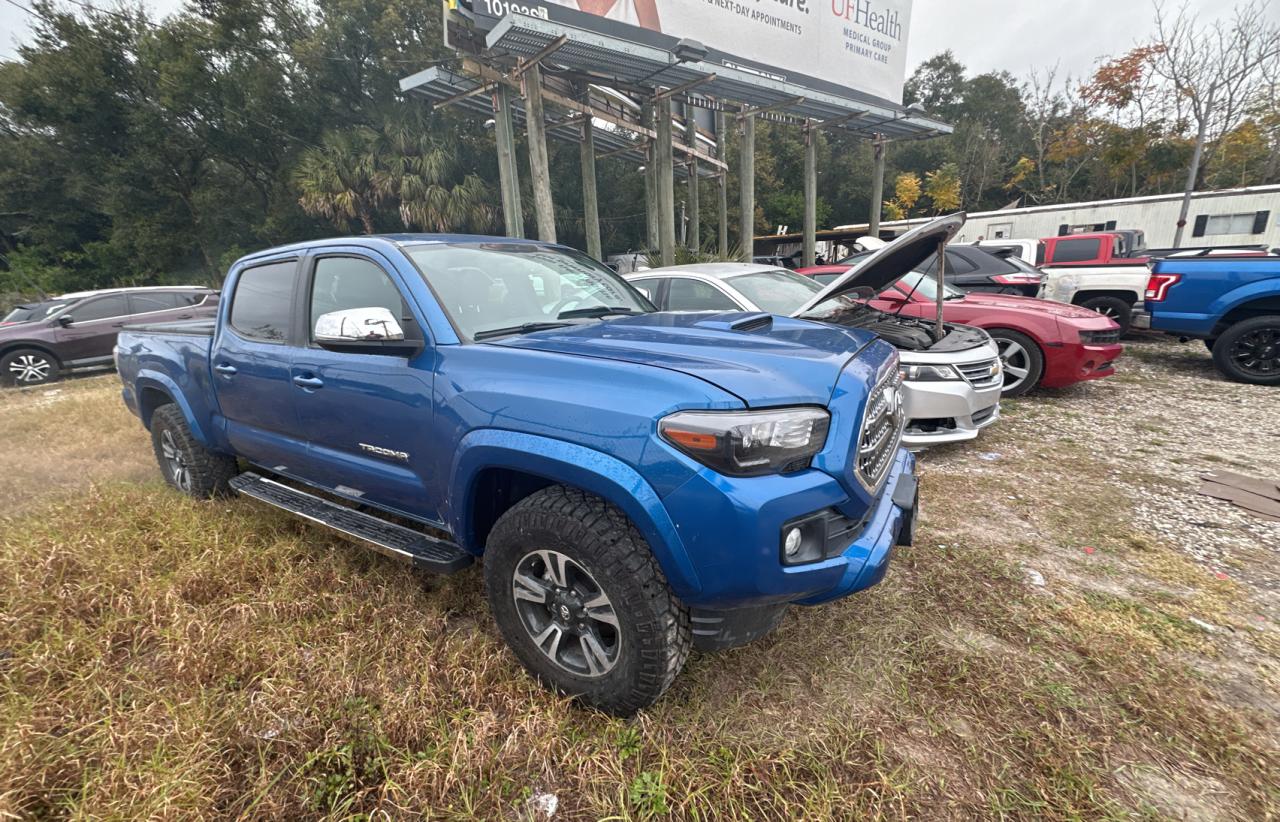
[900,378,1002,448]
[1040,342,1124,388]
[659,448,917,610]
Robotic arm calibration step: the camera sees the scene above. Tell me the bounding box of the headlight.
[899,363,961,381]
[659,407,831,476]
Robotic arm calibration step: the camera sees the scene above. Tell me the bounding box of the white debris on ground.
[526,790,558,819]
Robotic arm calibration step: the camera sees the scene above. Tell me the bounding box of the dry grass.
[1,353,1278,820]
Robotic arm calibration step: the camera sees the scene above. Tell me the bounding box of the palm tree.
[294,109,494,235]
[294,127,382,234]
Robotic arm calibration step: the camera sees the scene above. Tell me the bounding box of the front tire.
[989,329,1044,397]
[483,486,691,716]
[1211,316,1280,386]
[1079,296,1132,335]
[1,348,60,387]
[149,404,237,498]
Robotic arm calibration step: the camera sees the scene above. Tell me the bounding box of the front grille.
[971,405,998,426]
[1080,329,1121,344]
[956,358,1003,389]
[856,368,905,491]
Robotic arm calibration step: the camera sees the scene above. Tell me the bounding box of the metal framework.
[400,8,952,262]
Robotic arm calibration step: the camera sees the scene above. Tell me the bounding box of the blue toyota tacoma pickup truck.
[1143,254,1280,385]
[115,235,917,714]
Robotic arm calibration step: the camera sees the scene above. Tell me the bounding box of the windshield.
[2,301,69,324]
[405,242,653,341]
[894,271,966,301]
[726,268,824,313]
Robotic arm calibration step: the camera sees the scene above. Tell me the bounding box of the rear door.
[52,293,131,364]
[212,257,307,470]
[288,250,439,522]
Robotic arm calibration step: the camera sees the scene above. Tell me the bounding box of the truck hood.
[489,312,880,407]
[795,212,967,313]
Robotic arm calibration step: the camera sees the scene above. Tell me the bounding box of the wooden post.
[577,87,601,260]
[685,104,700,252]
[643,102,658,251]
[716,110,728,258]
[492,85,524,238]
[523,64,556,242]
[869,134,886,238]
[738,111,755,263]
[655,95,676,267]
[803,120,816,267]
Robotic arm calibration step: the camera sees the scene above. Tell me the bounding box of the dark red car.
[0,286,219,386]
[796,268,1123,397]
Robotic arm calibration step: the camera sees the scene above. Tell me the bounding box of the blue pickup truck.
[1144,254,1280,385]
[115,235,918,714]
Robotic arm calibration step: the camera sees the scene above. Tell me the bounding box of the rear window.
[230,261,297,342]
[1051,238,1100,263]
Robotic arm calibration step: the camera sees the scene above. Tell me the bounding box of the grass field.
[1,339,1277,819]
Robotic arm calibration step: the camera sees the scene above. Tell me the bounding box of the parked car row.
[0,286,219,386]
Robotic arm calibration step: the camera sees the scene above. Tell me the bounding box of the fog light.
[784,527,803,557]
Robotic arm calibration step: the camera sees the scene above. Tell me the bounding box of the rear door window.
[129,292,187,314]
[665,278,739,311]
[71,294,129,322]
[230,261,297,342]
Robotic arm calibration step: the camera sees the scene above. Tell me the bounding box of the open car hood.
[792,212,966,316]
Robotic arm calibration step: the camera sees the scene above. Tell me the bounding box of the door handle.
[177,314,193,319]
[214,363,237,376]
[292,375,324,390]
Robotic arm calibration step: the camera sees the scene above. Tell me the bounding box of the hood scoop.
[692,312,774,333]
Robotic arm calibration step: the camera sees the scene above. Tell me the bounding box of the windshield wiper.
[473,321,573,341]
[556,306,637,319]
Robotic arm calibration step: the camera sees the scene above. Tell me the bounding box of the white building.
[835,185,1280,249]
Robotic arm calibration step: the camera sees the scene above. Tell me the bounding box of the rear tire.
[1,348,60,387]
[988,329,1044,397]
[150,404,237,498]
[1211,316,1280,386]
[483,485,691,716]
[1079,296,1132,335]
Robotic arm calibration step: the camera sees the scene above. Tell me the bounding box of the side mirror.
[315,306,405,343]
[57,315,74,327]
[314,306,422,356]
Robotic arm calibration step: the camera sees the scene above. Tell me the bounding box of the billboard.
[468,0,915,104]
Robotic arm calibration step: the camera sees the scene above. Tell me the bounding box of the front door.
[52,293,131,365]
[289,252,440,524]
[212,257,307,471]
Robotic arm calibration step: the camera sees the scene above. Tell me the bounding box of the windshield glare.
[406,243,653,340]
[727,269,824,313]
[895,271,965,301]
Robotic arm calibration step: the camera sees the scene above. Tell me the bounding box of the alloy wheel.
[160,429,192,493]
[1229,327,1280,378]
[995,337,1031,393]
[7,353,52,384]
[511,549,621,678]
[1093,305,1121,321]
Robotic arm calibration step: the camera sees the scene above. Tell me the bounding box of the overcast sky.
[0,0,1252,80]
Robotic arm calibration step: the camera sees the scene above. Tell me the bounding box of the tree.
[295,127,383,234]
[923,163,961,213]
[1149,0,1280,245]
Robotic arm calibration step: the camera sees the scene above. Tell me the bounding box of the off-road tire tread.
[484,485,691,716]
[150,403,237,498]
[1211,315,1280,386]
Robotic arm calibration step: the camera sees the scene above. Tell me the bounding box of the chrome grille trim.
[855,366,905,492]
[956,357,1003,389]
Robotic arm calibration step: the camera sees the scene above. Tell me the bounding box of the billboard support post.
[642,102,658,251]
[522,63,556,242]
[715,110,728,258]
[492,85,524,238]
[685,105,699,252]
[869,134,886,237]
[739,111,755,263]
[577,85,601,260]
[803,121,816,268]
[655,95,677,267]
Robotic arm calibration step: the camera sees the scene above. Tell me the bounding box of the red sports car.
[796,266,1124,397]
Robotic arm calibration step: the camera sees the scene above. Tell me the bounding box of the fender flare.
[449,429,702,599]
[132,369,213,447]
[1211,280,1280,323]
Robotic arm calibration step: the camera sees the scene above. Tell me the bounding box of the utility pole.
[655,95,676,266]
[868,133,886,238]
[715,110,728,258]
[738,111,755,263]
[803,120,817,267]
[522,64,556,242]
[576,85,601,259]
[685,103,700,251]
[492,86,524,238]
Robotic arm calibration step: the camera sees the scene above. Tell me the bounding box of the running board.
[229,472,473,574]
